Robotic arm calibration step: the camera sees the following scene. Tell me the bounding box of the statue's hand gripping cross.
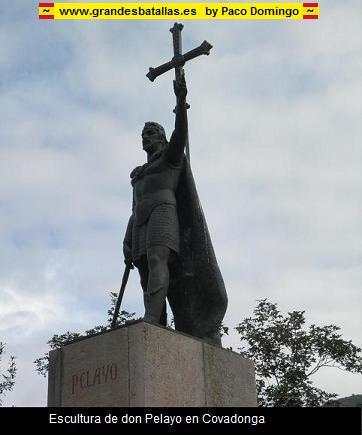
[146,23,212,161]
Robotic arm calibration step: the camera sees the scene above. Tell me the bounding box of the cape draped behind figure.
[168,155,228,346]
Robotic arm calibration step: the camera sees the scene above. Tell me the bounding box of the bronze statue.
[122,23,227,346]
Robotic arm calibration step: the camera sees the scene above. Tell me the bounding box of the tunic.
[129,149,183,261]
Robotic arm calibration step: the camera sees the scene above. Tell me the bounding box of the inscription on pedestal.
[56,328,129,407]
[71,363,118,394]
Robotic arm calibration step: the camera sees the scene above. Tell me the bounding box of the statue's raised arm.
[165,74,188,166]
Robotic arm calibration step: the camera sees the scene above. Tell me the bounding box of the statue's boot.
[143,287,167,325]
[202,329,222,347]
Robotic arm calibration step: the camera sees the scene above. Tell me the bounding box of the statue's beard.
[145,144,157,155]
[144,141,164,156]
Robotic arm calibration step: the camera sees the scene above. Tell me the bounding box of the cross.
[146,23,213,161]
[146,23,212,82]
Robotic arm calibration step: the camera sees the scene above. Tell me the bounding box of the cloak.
[167,157,228,346]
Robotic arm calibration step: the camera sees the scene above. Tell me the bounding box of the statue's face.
[142,126,164,155]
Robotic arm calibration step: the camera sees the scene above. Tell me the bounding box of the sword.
[111,264,132,328]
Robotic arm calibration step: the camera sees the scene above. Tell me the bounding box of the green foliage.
[34,292,138,377]
[236,299,362,407]
[0,342,17,406]
[325,394,362,407]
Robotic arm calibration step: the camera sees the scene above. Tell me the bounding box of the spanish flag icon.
[39,2,54,19]
[303,3,319,19]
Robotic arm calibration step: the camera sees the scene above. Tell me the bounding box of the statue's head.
[142,122,167,155]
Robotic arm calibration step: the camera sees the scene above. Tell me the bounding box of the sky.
[0,1,361,406]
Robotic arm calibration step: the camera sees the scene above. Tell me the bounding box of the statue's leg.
[136,257,149,292]
[143,245,170,324]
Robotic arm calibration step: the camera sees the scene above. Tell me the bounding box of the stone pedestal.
[48,321,257,407]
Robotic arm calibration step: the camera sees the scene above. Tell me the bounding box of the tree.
[236,299,362,407]
[34,292,137,377]
[0,342,17,406]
